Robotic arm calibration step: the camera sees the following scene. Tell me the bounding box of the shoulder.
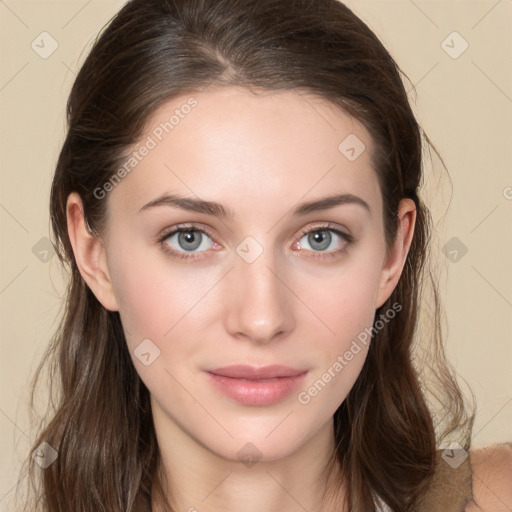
[465,443,512,511]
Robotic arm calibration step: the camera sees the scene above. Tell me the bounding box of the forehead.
[106,86,382,224]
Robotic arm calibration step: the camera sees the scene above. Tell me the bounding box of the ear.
[66,192,119,311]
[375,198,417,309]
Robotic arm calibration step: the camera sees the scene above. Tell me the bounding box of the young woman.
[20,0,512,511]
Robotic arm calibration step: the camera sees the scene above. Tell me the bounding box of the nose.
[223,248,295,345]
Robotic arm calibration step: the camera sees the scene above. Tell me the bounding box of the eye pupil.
[179,231,201,250]
[309,230,331,251]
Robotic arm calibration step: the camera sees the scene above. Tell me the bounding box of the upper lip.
[207,365,307,380]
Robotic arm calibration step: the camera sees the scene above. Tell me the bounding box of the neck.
[150,410,348,512]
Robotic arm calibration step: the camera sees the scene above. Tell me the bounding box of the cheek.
[297,252,383,344]
[107,241,188,348]
[295,247,383,403]
[111,267,167,345]
[107,241,221,375]
[107,246,206,400]
[297,282,376,415]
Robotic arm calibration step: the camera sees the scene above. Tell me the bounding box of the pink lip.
[205,365,308,406]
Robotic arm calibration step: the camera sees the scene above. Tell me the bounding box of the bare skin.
[466,444,512,511]
[67,86,417,511]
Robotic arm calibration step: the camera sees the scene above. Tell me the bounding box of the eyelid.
[157,222,217,242]
[296,222,354,243]
[157,221,354,261]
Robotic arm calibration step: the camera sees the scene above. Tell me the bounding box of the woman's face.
[76,86,414,463]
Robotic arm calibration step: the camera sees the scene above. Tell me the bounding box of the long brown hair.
[18,0,473,510]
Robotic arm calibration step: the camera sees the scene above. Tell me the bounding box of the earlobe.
[66,192,119,312]
[375,198,417,310]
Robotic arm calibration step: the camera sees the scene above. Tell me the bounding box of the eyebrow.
[138,192,371,218]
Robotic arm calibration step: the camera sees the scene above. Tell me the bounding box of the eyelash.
[157,223,354,262]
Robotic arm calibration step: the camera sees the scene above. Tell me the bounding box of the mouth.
[208,364,307,380]
[205,365,308,406]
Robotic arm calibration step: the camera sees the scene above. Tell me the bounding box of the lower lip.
[205,371,308,406]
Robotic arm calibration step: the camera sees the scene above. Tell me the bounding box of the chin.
[196,417,317,465]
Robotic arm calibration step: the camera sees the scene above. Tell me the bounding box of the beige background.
[1,0,511,509]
